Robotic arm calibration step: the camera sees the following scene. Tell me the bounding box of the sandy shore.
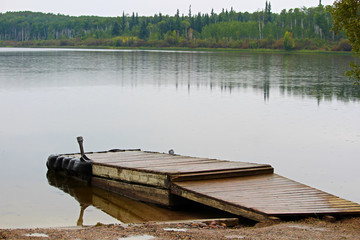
[1,216,360,239]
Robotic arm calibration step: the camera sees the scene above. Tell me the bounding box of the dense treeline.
[0,2,351,50]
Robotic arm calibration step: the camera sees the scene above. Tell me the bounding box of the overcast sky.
[2,0,335,17]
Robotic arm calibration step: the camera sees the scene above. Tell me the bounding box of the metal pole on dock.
[77,136,85,160]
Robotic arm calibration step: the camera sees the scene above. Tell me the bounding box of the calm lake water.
[0,48,359,228]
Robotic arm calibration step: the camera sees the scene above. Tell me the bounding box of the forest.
[0,2,352,51]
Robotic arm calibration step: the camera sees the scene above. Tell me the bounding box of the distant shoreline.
[0,45,353,56]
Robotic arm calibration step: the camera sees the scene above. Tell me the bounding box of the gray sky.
[2,0,335,17]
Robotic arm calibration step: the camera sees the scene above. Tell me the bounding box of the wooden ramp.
[171,174,360,221]
[62,149,360,222]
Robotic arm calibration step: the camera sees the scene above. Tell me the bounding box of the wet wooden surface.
[63,150,360,221]
[171,174,360,217]
[83,150,273,176]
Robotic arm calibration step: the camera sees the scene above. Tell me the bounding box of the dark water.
[0,48,359,228]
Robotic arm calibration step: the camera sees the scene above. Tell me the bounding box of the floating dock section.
[54,149,360,222]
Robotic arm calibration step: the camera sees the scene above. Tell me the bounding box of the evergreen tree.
[195,13,202,32]
[210,9,216,24]
[174,9,181,31]
[112,21,120,36]
[135,13,139,25]
[0,4,347,50]
[139,20,148,39]
[122,12,126,31]
[129,12,135,30]
[265,1,272,23]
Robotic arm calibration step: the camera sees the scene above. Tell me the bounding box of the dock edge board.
[92,164,170,188]
[170,166,274,182]
[92,177,184,207]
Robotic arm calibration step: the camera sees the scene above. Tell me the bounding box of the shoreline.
[1,216,360,239]
[0,45,353,56]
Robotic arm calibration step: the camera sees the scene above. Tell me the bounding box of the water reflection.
[278,54,360,103]
[46,171,232,225]
[0,49,358,103]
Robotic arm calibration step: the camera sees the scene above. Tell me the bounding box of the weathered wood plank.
[92,164,169,188]
[124,158,220,167]
[135,163,272,174]
[172,174,285,188]
[171,167,274,182]
[95,158,268,169]
[94,157,218,167]
[92,177,179,207]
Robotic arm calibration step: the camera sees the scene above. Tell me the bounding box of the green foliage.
[346,61,360,85]
[112,21,120,36]
[265,1,272,23]
[139,21,148,40]
[330,0,360,84]
[331,0,360,53]
[283,31,295,50]
[332,38,352,51]
[0,3,350,52]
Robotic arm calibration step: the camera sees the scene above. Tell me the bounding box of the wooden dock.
[47,171,233,224]
[61,149,360,222]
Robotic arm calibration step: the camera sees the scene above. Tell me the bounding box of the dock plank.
[95,157,220,168]
[171,174,360,219]
[90,151,272,176]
